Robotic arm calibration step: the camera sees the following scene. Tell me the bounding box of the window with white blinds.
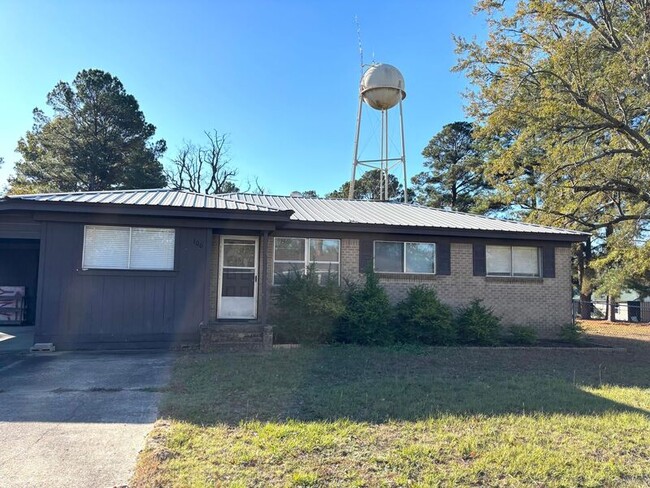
[82,225,175,270]
[486,245,540,277]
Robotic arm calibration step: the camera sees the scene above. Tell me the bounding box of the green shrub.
[456,300,502,345]
[272,266,345,344]
[559,322,586,344]
[506,325,538,345]
[394,286,456,345]
[335,270,394,345]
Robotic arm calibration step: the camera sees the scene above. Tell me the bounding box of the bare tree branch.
[166,130,239,194]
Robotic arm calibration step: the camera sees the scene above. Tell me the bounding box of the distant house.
[588,291,650,322]
[0,189,587,349]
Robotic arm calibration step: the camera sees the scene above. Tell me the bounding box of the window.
[273,237,340,284]
[82,225,175,270]
[374,241,436,274]
[486,245,540,277]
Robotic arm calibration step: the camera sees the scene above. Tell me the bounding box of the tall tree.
[411,121,492,212]
[10,69,166,193]
[455,0,650,305]
[327,169,404,201]
[166,130,239,194]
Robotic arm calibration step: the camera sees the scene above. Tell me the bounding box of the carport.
[0,216,41,352]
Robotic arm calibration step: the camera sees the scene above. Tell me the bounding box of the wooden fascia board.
[276,221,588,243]
[30,211,279,231]
[0,200,293,222]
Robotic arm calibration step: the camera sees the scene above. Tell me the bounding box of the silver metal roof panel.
[218,193,587,236]
[6,189,283,213]
[4,188,587,237]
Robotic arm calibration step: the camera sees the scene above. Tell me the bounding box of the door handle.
[254,275,258,283]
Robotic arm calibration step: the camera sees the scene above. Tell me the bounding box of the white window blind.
[486,246,512,276]
[83,225,175,270]
[512,247,540,276]
[130,228,175,270]
[83,226,130,269]
[486,245,540,277]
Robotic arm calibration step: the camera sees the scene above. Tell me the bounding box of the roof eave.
[0,199,294,222]
[279,220,588,242]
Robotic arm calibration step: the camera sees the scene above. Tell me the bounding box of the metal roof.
[218,193,587,237]
[5,189,282,213]
[3,188,587,238]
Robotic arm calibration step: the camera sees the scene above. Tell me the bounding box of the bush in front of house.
[456,299,502,345]
[335,270,395,345]
[272,266,345,344]
[559,321,586,344]
[506,325,538,345]
[393,286,456,345]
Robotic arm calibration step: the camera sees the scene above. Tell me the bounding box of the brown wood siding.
[473,243,487,276]
[35,221,210,348]
[358,239,373,273]
[542,245,556,278]
[436,242,451,275]
[0,214,42,239]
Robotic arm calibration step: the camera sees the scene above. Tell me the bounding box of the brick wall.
[223,235,573,339]
[342,241,572,338]
[209,234,219,320]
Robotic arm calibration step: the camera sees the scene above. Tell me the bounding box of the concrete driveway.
[0,352,173,488]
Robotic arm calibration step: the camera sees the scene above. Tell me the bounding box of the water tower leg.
[379,110,385,200]
[349,96,364,200]
[385,110,390,201]
[399,97,408,203]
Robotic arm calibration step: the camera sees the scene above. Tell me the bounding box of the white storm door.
[217,236,259,319]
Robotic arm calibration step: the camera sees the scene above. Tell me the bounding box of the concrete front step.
[199,323,273,352]
[204,342,268,352]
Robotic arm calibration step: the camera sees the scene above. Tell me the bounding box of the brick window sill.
[375,273,438,281]
[484,276,544,284]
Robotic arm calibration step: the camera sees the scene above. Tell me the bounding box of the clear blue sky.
[0,0,485,196]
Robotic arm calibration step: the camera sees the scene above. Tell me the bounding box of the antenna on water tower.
[349,63,408,202]
[355,16,364,75]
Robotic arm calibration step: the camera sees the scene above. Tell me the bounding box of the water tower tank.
[360,64,406,110]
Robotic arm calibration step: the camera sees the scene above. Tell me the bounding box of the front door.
[217,236,258,319]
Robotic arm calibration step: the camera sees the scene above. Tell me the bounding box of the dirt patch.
[580,320,650,352]
[131,420,175,488]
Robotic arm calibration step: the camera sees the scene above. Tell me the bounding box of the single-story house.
[0,189,587,350]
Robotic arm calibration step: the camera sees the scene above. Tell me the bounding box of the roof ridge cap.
[217,192,344,201]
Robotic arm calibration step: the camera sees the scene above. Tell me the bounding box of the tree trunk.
[608,295,617,322]
[579,292,592,320]
[578,240,593,319]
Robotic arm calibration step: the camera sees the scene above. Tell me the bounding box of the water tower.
[349,63,407,202]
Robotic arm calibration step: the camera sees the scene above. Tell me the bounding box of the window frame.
[272,237,341,285]
[373,240,437,275]
[485,245,542,278]
[82,225,176,271]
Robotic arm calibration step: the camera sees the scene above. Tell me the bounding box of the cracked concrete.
[0,352,173,488]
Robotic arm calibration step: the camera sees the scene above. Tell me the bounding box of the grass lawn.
[132,325,650,487]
